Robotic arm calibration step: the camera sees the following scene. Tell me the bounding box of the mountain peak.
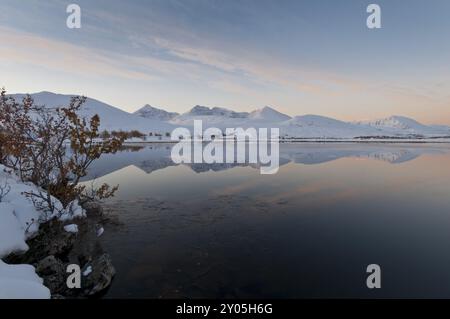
[36,91,55,95]
[249,106,291,121]
[185,105,249,118]
[354,115,450,136]
[363,115,424,130]
[8,91,176,133]
[187,105,216,115]
[134,104,178,121]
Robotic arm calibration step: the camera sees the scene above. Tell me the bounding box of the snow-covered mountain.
[170,105,292,131]
[280,115,380,139]
[7,91,450,139]
[249,106,292,122]
[9,92,176,134]
[355,115,450,137]
[134,104,179,121]
[185,105,249,118]
[170,105,251,129]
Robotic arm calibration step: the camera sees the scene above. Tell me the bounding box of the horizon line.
[5,89,450,127]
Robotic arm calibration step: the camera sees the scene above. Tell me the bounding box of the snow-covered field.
[0,165,85,299]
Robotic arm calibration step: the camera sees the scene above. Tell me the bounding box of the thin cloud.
[0,27,157,81]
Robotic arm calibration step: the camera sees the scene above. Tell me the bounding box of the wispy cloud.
[1,0,450,123]
[0,27,157,81]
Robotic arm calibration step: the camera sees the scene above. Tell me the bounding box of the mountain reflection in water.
[82,143,450,298]
[83,143,449,180]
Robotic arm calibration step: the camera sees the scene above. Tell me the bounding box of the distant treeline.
[99,130,171,140]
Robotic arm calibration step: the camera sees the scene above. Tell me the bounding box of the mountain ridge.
[134,104,179,121]
[7,91,450,139]
[8,92,176,134]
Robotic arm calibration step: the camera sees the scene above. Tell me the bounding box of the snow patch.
[0,260,51,299]
[83,266,92,277]
[96,226,104,237]
[64,224,79,234]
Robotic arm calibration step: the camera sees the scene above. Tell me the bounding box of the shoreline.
[4,200,115,299]
[120,138,450,145]
[0,164,115,299]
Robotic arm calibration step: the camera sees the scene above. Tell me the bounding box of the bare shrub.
[0,88,124,219]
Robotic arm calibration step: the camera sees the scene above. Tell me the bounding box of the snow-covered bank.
[0,166,50,298]
[0,260,50,299]
[0,165,85,299]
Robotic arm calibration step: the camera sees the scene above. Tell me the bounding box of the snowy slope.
[249,106,292,122]
[431,125,450,133]
[9,92,176,134]
[279,115,380,138]
[134,104,179,121]
[355,116,450,137]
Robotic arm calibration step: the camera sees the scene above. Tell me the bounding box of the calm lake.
[83,143,450,298]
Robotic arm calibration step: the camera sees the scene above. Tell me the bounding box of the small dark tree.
[128,130,145,139]
[100,130,111,139]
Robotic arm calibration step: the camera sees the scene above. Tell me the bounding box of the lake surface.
[84,143,450,298]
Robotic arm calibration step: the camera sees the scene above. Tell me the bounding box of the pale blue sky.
[1,0,450,123]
